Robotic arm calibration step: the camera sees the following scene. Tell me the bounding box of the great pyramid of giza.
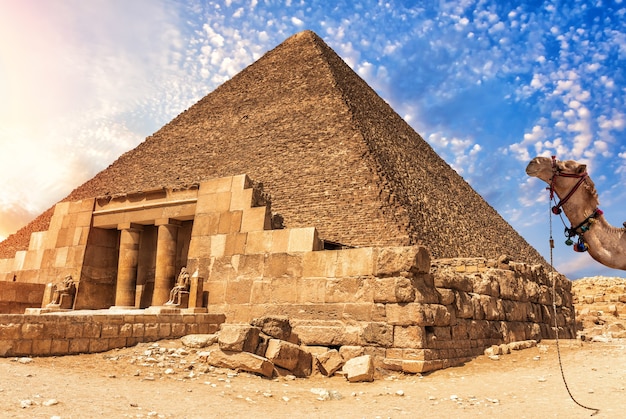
[0,30,545,265]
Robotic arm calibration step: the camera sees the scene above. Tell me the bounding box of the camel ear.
[577,164,587,174]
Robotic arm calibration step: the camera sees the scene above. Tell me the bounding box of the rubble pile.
[572,276,626,341]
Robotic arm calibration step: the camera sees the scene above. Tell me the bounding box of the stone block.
[270,277,298,304]
[245,230,273,254]
[315,349,344,376]
[264,339,306,372]
[335,248,375,277]
[218,323,260,353]
[225,279,252,304]
[326,277,372,303]
[181,334,219,348]
[241,206,271,232]
[265,253,303,278]
[339,345,365,361]
[288,227,321,252]
[402,359,443,374]
[251,316,292,341]
[296,277,326,303]
[191,213,220,237]
[393,325,425,349]
[218,211,243,235]
[302,251,337,278]
[270,229,290,253]
[203,349,274,378]
[230,188,254,211]
[378,246,430,276]
[373,277,415,303]
[250,280,271,304]
[205,280,226,304]
[210,234,227,257]
[343,355,374,382]
[363,322,394,347]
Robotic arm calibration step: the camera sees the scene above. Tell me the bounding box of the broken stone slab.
[315,349,344,376]
[218,324,260,353]
[265,339,312,377]
[200,349,274,378]
[342,355,374,382]
[251,316,293,341]
[181,334,219,348]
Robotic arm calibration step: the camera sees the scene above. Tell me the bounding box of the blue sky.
[1,0,625,279]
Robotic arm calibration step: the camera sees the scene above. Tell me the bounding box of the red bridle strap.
[549,156,588,215]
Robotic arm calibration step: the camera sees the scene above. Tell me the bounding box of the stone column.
[114,223,143,308]
[152,219,181,306]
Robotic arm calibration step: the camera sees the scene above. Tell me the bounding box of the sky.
[1,0,625,280]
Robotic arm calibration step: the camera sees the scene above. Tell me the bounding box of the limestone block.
[269,229,290,253]
[245,230,273,254]
[454,291,474,319]
[419,304,451,326]
[302,251,337,278]
[342,355,374,382]
[250,280,271,304]
[28,232,47,251]
[502,300,529,322]
[210,234,227,257]
[288,227,321,252]
[251,316,292,341]
[191,213,220,237]
[393,325,425,349]
[499,271,526,301]
[241,206,271,232]
[181,334,219,348]
[202,349,274,378]
[230,174,253,192]
[265,339,312,376]
[373,277,415,303]
[270,277,298,304]
[230,188,254,211]
[296,277,326,303]
[335,248,375,277]
[218,211,243,234]
[225,279,253,304]
[376,246,428,276]
[315,349,344,376]
[434,271,473,293]
[265,253,304,278]
[218,323,260,353]
[233,254,264,279]
[437,288,455,305]
[326,277,372,303]
[205,281,226,306]
[339,345,365,361]
[413,274,439,303]
[293,324,358,347]
[472,273,500,297]
[363,322,394,347]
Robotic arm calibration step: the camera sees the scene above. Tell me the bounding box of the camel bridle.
[548,155,588,215]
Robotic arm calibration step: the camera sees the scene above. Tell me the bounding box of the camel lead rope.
[549,200,600,415]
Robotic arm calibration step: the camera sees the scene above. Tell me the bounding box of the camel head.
[526,156,587,184]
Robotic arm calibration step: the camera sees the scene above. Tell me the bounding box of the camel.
[526,156,626,270]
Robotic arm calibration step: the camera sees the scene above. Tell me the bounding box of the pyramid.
[0,30,545,265]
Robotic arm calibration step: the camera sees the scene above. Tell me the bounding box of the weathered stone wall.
[0,282,45,314]
[572,276,626,339]
[0,312,225,357]
[203,247,574,374]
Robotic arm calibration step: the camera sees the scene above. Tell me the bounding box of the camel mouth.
[525,161,539,176]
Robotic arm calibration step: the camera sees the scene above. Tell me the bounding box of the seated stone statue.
[165,267,190,306]
[47,275,76,309]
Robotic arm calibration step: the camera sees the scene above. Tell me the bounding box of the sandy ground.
[0,338,623,419]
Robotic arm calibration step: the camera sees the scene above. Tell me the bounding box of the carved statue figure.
[526,156,626,270]
[47,275,76,308]
[165,267,190,306]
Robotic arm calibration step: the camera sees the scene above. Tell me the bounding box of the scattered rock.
[343,355,374,383]
[181,334,219,348]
